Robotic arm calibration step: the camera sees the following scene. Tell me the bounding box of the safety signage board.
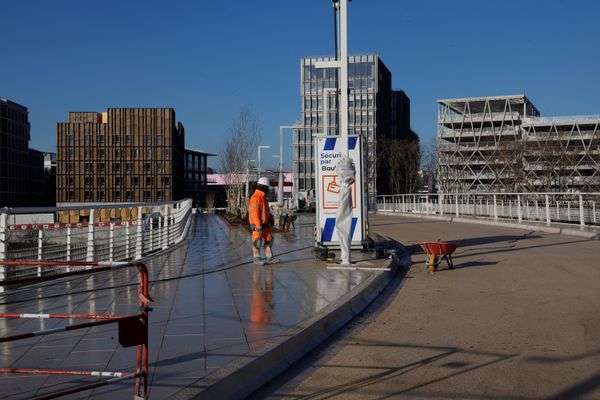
[315,135,366,247]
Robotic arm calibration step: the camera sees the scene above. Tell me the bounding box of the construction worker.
[249,177,277,264]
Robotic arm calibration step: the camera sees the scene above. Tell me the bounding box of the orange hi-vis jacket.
[248,189,272,229]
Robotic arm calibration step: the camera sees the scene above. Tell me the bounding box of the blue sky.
[3,0,599,169]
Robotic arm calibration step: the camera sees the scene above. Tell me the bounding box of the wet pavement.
[0,214,376,399]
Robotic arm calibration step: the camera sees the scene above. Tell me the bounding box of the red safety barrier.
[0,261,153,400]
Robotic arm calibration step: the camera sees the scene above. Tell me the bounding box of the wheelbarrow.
[416,241,458,273]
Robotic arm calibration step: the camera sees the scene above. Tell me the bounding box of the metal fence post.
[439,194,444,216]
[0,211,7,262]
[545,194,551,226]
[161,215,167,250]
[66,225,71,263]
[125,221,130,260]
[135,206,143,260]
[109,222,114,262]
[493,194,498,221]
[37,229,43,276]
[517,194,522,223]
[579,194,585,227]
[86,210,95,262]
[455,194,459,216]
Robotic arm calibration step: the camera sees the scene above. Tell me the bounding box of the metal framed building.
[438,94,600,192]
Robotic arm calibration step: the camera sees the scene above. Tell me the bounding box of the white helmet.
[258,177,270,186]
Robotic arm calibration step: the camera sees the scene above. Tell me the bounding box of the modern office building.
[56,108,185,204]
[0,98,45,207]
[293,54,416,208]
[437,94,600,192]
[184,148,215,207]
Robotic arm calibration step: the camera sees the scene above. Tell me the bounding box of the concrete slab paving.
[275,214,600,400]
[0,213,389,399]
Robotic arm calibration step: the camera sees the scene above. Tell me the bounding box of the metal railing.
[0,199,193,289]
[0,261,152,400]
[376,192,600,228]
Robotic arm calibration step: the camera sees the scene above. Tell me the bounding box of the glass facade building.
[184,148,214,207]
[0,98,45,207]
[294,54,412,208]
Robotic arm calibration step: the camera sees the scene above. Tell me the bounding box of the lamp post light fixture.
[257,145,270,177]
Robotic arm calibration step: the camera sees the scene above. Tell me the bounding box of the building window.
[125,135,132,145]
[132,177,138,186]
[143,191,151,201]
[84,177,91,186]
[144,135,152,145]
[112,163,121,173]
[115,177,122,186]
[112,191,121,201]
[84,149,91,158]
[126,191,133,201]
[66,134,74,145]
[156,135,162,145]
[66,149,74,157]
[131,149,139,158]
[97,135,105,145]
[98,191,105,201]
[126,163,132,172]
[114,149,121,158]
[156,162,162,172]
[146,176,153,186]
[147,149,153,157]
[85,163,92,172]
[96,149,105,157]
[163,176,170,186]
[98,163,105,173]
[156,191,163,201]
[112,135,120,145]
[84,191,92,201]
[84,135,91,145]
[163,149,169,158]
[97,177,105,185]
[66,162,73,172]
[66,177,74,186]
[68,191,75,201]
[144,163,151,172]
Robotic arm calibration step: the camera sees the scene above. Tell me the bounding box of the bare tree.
[379,137,421,194]
[220,106,261,217]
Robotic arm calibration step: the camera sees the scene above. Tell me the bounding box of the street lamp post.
[278,125,297,206]
[257,145,270,177]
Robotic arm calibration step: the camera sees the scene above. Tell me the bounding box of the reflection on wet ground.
[0,214,373,399]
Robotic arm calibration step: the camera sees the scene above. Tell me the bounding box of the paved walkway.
[0,214,379,399]
[279,214,600,399]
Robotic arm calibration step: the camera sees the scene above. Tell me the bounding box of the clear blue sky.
[3,0,599,170]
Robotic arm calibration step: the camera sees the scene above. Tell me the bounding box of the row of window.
[62,148,170,158]
[63,190,165,202]
[63,134,165,146]
[63,162,166,173]
[303,94,374,111]
[63,176,170,187]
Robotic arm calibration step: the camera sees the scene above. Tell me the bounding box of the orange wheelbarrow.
[417,242,458,273]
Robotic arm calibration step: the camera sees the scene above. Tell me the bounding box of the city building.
[0,98,45,207]
[184,148,215,207]
[293,54,416,208]
[437,94,600,192]
[44,152,57,206]
[56,108,185,204]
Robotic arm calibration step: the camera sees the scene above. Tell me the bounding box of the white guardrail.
[376,192,600,227]
[0,199,193,290]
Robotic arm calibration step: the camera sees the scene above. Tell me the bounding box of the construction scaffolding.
[437,94,600,193]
